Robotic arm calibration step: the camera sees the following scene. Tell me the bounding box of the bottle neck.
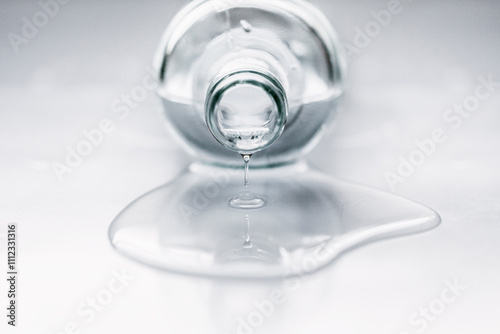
[205,69,288,155]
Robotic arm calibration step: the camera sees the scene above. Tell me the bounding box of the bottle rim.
[205,70,288,155]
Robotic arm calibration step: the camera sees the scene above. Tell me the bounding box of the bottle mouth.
[205,70,288,155]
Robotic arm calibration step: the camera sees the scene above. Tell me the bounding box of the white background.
[1,0,499,333]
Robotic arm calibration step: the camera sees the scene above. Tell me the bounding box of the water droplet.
[227,154,267,210]
[240,20,253,33]
[228,191,266,210]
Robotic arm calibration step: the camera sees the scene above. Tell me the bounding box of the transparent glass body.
[154,0,345,165]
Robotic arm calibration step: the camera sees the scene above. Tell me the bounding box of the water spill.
[109,163,441,278]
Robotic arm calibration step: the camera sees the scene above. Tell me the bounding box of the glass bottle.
[154,0,345,166]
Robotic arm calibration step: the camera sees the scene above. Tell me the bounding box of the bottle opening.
[206,71,288,155]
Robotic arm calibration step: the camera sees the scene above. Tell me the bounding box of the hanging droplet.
[227,154,267,210]
[243,154,251,188]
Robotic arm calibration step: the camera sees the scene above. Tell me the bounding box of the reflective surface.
[109,162,440,278]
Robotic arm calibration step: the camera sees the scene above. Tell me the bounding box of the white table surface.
[1,0,499,333]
